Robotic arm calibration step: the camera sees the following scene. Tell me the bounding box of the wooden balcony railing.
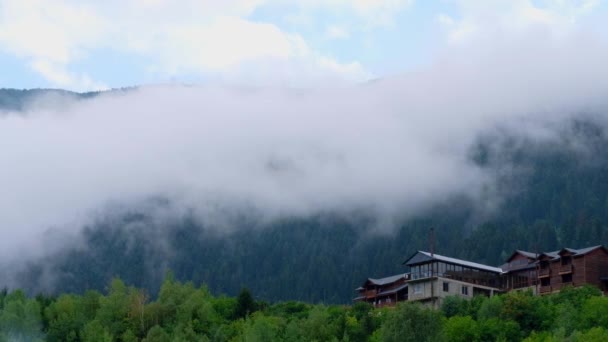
[539,268,551,278]
[559,264,573,274]
[539,285,552,294]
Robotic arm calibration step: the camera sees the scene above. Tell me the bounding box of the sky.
[0,0,606,91]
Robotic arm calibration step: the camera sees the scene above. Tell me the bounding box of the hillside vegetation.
[2,277,608,341]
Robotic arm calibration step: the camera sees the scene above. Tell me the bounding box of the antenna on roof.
[430,227,435,257]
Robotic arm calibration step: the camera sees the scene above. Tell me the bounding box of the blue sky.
[0,0,605,91]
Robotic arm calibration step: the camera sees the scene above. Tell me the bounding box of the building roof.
[539,245,605,260]
[377,283,408,297]
[506,250,538,262]
[403,251,503,274]
[540,250,560,259]
[570,245,604,255]
[500,261,536,272]
[366,273,408,286]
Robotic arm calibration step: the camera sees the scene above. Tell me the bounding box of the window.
[443,282,449,292]
[561,256,572,266]
[414,284,422,294]
[513,274,533,289]
[541,277,550,286]
[461,286,469,296]
[562,274,572,283]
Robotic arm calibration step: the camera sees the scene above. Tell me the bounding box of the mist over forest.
[3,41,608,302]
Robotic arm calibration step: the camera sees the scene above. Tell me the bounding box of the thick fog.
[1,31,608,263]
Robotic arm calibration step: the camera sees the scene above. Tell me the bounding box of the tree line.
[2,275,608,341]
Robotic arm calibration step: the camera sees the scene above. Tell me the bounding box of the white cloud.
[159,17,296,72]
[0,0,106,64]
[287,0,414,28]
[442,0,601,44]
[0,0,371,90]
[30,60,108,91]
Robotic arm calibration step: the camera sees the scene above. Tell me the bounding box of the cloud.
[293,0,414,27]
[30,59,108,91]
[2,26,608,264]
[441,0,601,44]
[0,0,371,90]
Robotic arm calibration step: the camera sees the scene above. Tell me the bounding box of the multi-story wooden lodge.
[536,245,608,295]
[354,274,409,307]
[354,245,608,307]
[501,250,538,291]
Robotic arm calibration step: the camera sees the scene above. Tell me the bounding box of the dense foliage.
[2,278,608,341]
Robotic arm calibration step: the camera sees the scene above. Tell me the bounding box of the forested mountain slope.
[0,89,100,112]
[4,89,608,303]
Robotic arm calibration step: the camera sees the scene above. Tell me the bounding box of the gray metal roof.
[540,245,604,260]
[500,261,536,272]
[505,250,539,263]
[540,250,560,259]
[367,273,408,286]
[571,245,603,255]
[377,283,408,296]
[404,251,503,273]
[515,250,538,259]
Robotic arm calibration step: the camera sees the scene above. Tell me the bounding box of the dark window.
[562,274,572,283]
[443,282,449,292]
[540,261,549,269]
[461,286,469,296]
[541,278,550,286]
[513,274,530,289]
[561,256,571,265]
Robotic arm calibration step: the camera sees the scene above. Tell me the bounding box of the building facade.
[501,250,538,293]
[354,274,409,307]
[536,246,608,295]
[354,245,608,307]
[404,251,503,307]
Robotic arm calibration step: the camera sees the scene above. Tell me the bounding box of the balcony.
[559,264,573,274]
[410,272,435,280]
[365,290,378,299]
[539,285,552,294]
[539,268,551,278]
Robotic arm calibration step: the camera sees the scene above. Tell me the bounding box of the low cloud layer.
[2,30,608,264]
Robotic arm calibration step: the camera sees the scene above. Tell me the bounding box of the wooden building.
[501,250,538,292]
[354,245,608,307]
[536,246,608,295]
[353,274,409,307]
